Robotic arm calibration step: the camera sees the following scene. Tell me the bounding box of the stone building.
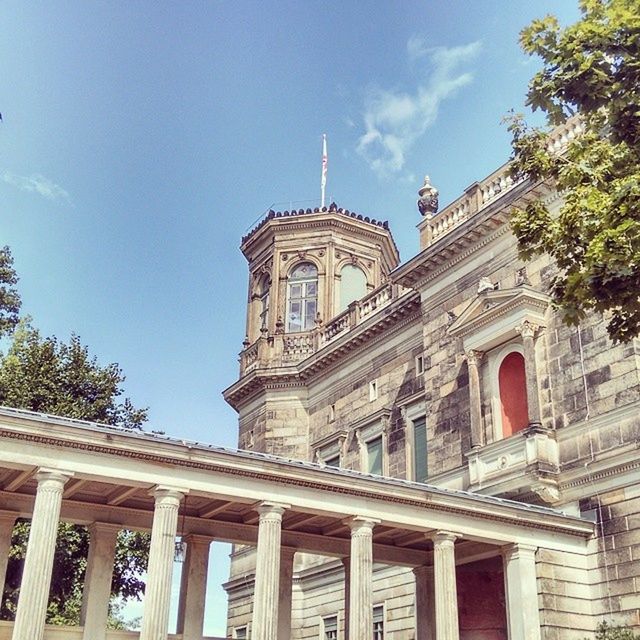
[0,116,637,640]
[223,116,640,639]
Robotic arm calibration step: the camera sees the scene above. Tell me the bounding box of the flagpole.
[321,133,327,208]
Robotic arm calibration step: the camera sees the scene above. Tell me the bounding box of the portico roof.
[0,406,593,567]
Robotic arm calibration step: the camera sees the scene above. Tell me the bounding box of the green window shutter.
[413,418,427,482]
[367,437,383,475]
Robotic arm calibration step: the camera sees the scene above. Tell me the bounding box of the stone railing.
[422,116,584,247]
[238,282,403,374]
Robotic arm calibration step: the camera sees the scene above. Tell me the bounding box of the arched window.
[258,275,270,330]
[287,262,318,332]
[498,351,529,437]
[339,264,367,312]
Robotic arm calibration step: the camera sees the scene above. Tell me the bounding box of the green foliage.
[508,0,640,342]
[590,620,640,639]
[0,286,151,623]
[0,319,148,429]
[0,246,21,339]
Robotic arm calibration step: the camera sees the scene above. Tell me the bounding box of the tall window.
[287,262,318,332]
[498,351,529,437]
[323,615,338,640]
[339,264,367,312]
[367,436,383,475]
[413,417,427,482]
[258,275,270,330]
[373,605,384,640]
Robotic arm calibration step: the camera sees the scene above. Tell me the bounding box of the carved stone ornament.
[282,253,289,262]
[531,483,560,504]
[417,175,439,216]
[465,349,484,368]
[515,320,539,339]
[515,266,530,286]
[477,277,495,294]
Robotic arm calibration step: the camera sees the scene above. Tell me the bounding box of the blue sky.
[1,1,580,633]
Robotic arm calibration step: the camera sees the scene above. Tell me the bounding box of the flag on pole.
[321,134,328,207]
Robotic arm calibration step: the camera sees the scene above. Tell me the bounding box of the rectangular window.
[367,436,383,475]
[413,417,427,482]
[415,354,424,375]
[329,403,335,422]
[323,615,338,640]
[235,627,248,640]
[325,454,340,468]
[369,379,378,401]
[373,605,384,640]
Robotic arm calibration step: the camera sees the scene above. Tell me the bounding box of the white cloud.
[1,170,70,202]
[357,40,482,176]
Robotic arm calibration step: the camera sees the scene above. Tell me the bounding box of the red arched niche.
[498,351,529,437]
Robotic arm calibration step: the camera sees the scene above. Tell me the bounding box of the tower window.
[258,275,270,331]
[287,262,318,332]
[339,263,367,312]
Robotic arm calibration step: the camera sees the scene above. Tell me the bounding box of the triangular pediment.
[449,284,551,349]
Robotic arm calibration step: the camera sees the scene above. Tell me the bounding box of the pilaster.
[81,522,121,640]
[503,544,541,640]
[176,534,211,640]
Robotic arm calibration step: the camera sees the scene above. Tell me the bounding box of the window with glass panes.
[235,627,248,640]
[258,276,270,329]
[323,615,338,640]
[373,605,384,639]
[286,263,318,332]
[413,417,427,482]
[367,436,383,475]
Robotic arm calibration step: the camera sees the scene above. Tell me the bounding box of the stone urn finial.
[417,175,439,216]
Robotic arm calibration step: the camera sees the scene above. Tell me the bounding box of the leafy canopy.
[507,0,640,342]
[0,255,150,626]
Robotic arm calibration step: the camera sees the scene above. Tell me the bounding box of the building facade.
[224,118,640,639]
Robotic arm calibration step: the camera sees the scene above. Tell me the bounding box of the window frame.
[286,262,319,333]
[320,614,339,640]
[402,400,427,482]
[354,408,391,477]
[373,603,386,640]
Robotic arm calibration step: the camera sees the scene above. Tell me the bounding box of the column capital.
[515,320,541,339]
[502,543,537,561]
[431,530,461,545]
[412,564,434,578]
[181,533,212,547]
[150,485,188,505]
[256,501,289,519]
[465,349,484,367]
[87,522,122,536]
[0,510,19,525]
[344,516,380,533]
[36,468,74,486]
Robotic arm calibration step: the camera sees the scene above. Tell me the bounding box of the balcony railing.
[239,282,403,374]
[422,117,584,247]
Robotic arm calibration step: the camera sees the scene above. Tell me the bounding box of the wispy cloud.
[357,39,482,176]
[1,170,70,202]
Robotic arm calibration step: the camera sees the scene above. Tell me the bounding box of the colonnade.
[0,469,542,640]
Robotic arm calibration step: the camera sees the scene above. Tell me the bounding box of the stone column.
[432,531,460,640]
[516,321,542,428]
[252,502,288,640]
[503,544,541,640]
[342,557,351,640]
[0,512,18,595]
[413,565,435,640]
[278,547,296,640]
[80,522,120,640]
[347,517,378,640]
[176,534,211,640]
[139,487,186,640]
[466,349,484,448]
[12,469,72,640]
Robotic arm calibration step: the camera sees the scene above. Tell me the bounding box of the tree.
[507,0,640,342]
[588,621,640,639]
[0,247,21,339]
[0,322,150,624]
